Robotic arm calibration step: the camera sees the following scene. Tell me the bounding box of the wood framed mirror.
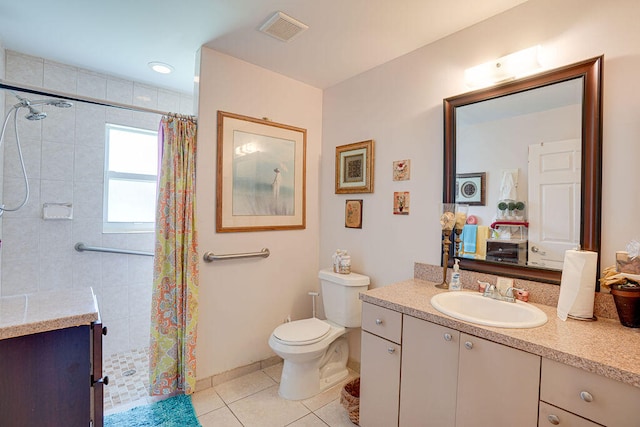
[443,56,603,284]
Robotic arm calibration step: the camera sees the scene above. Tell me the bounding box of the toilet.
[268,268,370,400]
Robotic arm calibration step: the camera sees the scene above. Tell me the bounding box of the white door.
[528,139,580,269]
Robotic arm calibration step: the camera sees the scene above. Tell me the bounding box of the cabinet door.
[456,333,540,427]
[399,316,459,427]
[360,330,401,427]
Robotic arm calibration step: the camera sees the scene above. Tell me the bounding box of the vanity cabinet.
[540,358,640,427]
[397,315,540,427]
[399,316,459,426]
[0,321,105,427]
[360,303,402,427]
[455,332,540,426]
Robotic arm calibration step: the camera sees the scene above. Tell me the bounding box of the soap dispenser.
[450,259,462,291]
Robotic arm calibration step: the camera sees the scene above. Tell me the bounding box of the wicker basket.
[340,377,360,425]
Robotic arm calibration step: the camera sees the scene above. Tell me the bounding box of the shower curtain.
[149,114,199,396]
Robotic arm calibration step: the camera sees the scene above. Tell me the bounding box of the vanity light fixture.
[464,45,543,88]
[148,61,174,74]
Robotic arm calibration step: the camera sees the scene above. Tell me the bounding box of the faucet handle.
[505,287,528,301]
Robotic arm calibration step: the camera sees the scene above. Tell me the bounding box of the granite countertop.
[0,287,100,340]
[361,279,640,389]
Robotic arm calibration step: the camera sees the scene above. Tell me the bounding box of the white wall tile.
[133,83,158,109]
[106,77,134,105]
[44,60,78,94]
[101,285,129,322]
[72,251,103,290]
[2,177,40,219]
[38,250,73,292]
[74,144,104,182]
[41,140,74,181]
[1,217,40,261]
[72,180,103,219]
[128,256,154,284]
[101,253,129,288]
[6,51,44,87]
[128,313,151,351]
[128,281,152,319]
[1,256,39,296]
[77,70,107,99]
[3,136,41,180]
[157,89,181,113]
[75,103,106,146]
[103,318,130,357]
[40,179,73,205]
[41,104,76,143]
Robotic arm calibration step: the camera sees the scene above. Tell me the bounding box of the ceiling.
[0,0,529,94]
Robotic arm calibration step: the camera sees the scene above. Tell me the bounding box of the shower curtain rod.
[0,79,193,118]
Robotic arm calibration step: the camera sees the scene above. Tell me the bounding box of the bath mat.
[104,394,201,427]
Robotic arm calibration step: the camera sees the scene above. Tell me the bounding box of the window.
[104,124,158,233]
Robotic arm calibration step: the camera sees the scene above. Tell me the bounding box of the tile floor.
[104,347,359,426]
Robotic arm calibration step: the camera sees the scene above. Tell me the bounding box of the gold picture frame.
[216,111,307,232]
[335,140,374,194]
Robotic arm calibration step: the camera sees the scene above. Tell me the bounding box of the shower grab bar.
[74,242,154,257]
[203,248,270,262]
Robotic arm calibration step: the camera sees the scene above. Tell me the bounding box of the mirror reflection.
[455,78,583,271]
[443,56,603,285]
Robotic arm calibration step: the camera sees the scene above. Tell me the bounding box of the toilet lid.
[273,318,331,345]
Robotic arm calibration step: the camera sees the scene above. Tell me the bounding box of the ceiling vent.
[259,11,308,42]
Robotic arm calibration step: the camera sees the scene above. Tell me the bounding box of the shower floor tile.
[103,347,151,414]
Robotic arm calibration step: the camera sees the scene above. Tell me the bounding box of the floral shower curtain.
[149,114,199,395]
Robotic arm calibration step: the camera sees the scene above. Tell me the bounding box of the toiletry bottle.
[450,259,462,291]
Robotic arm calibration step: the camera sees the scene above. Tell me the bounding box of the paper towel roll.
[557,250,598,321]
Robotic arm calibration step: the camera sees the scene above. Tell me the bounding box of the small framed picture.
[393,159,410,181]
[345,199,363,228]
[335,140,374,194]
[455,172,486,206]
[393,192,410,215]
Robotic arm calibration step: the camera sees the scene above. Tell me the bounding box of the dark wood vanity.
[0,288,104,427]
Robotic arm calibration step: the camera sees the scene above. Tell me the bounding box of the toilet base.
[278,337,349,400]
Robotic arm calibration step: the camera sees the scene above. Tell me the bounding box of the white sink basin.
[430,291,548,328]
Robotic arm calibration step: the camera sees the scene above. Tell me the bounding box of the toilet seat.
[273,318,331,346]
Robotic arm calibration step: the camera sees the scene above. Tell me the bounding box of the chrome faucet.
[479,281,525,303]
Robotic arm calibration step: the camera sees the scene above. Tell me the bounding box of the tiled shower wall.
[1,50,194,356]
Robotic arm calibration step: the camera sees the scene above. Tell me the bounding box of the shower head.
[45,99,73,108]
[25,106,47,121]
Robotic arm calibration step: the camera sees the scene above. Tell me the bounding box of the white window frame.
[103,123,158,233]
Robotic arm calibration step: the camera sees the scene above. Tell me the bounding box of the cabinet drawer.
[539,402,600,427]
[362,303,402,344]
[541,358,640,426]
[486,240,526,264]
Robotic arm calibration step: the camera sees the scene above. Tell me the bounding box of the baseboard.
[195,355,284,392]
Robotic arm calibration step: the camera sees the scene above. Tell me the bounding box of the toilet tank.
[319,268,370,328]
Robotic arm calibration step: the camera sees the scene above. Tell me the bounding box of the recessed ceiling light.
[148,62,174,74]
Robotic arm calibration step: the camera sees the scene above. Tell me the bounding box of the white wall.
[321,0,640,289]
[195,47,323,379]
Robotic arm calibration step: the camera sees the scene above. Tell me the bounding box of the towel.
[462,225,478,254]
[500,170,517,201]
[475,226,490,260]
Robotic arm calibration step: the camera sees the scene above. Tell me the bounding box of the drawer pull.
[102,326,108,336]
[444,333,452,341]
[547,414,560,425]
[375,318,383,325]
[387,347,396,354]
[93,376,109,386]
[464,341,473,350]
[579,391,593,402]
